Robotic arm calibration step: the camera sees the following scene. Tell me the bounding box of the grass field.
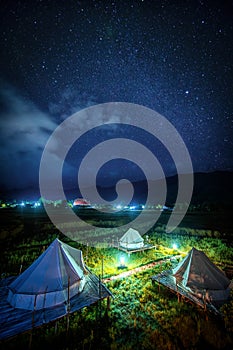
[0,207,233,349]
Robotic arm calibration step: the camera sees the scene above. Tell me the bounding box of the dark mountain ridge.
[1,171,233,208]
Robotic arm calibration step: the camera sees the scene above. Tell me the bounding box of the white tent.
[173,247,232,302]
[7,238,87,310]
[119,228,144,249]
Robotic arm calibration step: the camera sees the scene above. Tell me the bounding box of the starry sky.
[0,0,233,197]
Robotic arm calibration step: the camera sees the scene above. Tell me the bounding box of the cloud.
[0,85,106,194]
[0,85,57,191]
[48,87,97,122]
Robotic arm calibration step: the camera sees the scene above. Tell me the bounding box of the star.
[0,0,232,193]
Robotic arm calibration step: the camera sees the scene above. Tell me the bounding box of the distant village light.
[34,202,41,207]
[129,205,136,210]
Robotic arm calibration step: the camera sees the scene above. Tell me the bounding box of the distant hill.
[91,171,233,208]
[191,171,233,207]
[1,171,233,209]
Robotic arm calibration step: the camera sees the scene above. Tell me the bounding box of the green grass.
[0,211,233,349]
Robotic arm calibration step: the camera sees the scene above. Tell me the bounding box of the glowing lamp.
[120,256,125,266]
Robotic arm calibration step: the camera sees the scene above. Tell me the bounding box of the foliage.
[0,209,233,349]
[221,290,233,334]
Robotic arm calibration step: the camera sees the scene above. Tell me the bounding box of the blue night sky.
[0,0,232,195]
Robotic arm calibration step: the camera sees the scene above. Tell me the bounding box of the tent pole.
[99,274,102,319]
[67,276,70,334]
[107,296,111,311]
[43,286,48,311]
[203,289,209,320]
[176,281,179,302]
[19,255,24,275]
[86,242,89,262]
[101,256,104,280]
[29,294,37,349]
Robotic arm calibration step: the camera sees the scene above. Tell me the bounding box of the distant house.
[73,198,91,207]
[119,228,144,250]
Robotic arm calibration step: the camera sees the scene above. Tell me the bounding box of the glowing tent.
[119,228,144,250]
[173,247,232,302]
[7,239,87,310]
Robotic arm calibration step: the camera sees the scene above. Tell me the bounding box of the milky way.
[0,0,232,193]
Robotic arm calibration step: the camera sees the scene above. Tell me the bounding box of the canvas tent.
[173,247,231,303]
[119,228,144,249]
[7,238,87,310]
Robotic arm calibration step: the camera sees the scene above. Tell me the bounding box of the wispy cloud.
[0,85,57,191]
[48,87,97,122]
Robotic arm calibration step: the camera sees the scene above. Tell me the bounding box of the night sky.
[0,0,233,197]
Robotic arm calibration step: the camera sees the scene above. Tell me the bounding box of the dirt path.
[102,255,181,283]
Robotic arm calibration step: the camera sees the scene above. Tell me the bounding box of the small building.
[73,198,91,207]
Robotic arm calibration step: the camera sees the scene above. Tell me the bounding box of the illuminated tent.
[7,239,87,310]
[119,228,144,250]
[173,247,232,302]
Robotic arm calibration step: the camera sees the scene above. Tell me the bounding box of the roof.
[119,228,144,244]
[73,198,90,206]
